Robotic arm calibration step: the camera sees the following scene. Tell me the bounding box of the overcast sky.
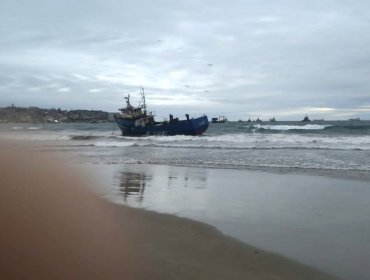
[1,0,370,120]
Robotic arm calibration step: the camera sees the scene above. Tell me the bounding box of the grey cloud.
[0,0,370,120]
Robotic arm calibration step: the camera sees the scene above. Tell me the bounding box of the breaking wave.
[250,124,331,131]
[68,133,370,151]
[244,124,370,134]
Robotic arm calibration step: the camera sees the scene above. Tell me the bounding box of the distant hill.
[0,105,115,123]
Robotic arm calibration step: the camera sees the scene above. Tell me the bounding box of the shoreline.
[108,199,339,280]
[92,161,370,280]
[27,138,370,183]
[0,140,339,280]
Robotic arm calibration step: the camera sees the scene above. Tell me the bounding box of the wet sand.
[0,141,338,280]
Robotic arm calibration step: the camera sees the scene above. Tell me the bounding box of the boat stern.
[191,115,209,135]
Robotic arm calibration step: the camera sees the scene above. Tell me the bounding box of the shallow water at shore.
[85,162,370,280]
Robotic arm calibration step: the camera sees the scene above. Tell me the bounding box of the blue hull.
[115,115,209,136]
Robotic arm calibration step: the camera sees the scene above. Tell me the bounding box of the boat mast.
[141,86,147,114]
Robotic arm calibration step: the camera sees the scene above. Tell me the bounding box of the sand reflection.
[119,171,150,201]
[116,165,209,207]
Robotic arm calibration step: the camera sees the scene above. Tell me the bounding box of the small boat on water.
[211,116,227,123]
[114,88,209,136]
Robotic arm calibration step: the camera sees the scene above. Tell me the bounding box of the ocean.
[1,120,370,178]
[1,120,370,279]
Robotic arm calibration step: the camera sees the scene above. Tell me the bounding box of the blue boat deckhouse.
[114,88,209,136]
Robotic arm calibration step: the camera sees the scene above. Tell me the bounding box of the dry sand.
[0,141,338,280]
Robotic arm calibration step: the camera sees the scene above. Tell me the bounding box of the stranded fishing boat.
[114,88,209,136]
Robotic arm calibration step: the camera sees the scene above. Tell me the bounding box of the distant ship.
[301,115,311,122]
[349,118,361,122]
[211,116,227,123]
[114,88,209,136]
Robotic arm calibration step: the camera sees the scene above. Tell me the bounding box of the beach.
[1,121,370,279]
[0,140,341,279]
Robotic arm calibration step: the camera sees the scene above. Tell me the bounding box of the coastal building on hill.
[0,105,114,123]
